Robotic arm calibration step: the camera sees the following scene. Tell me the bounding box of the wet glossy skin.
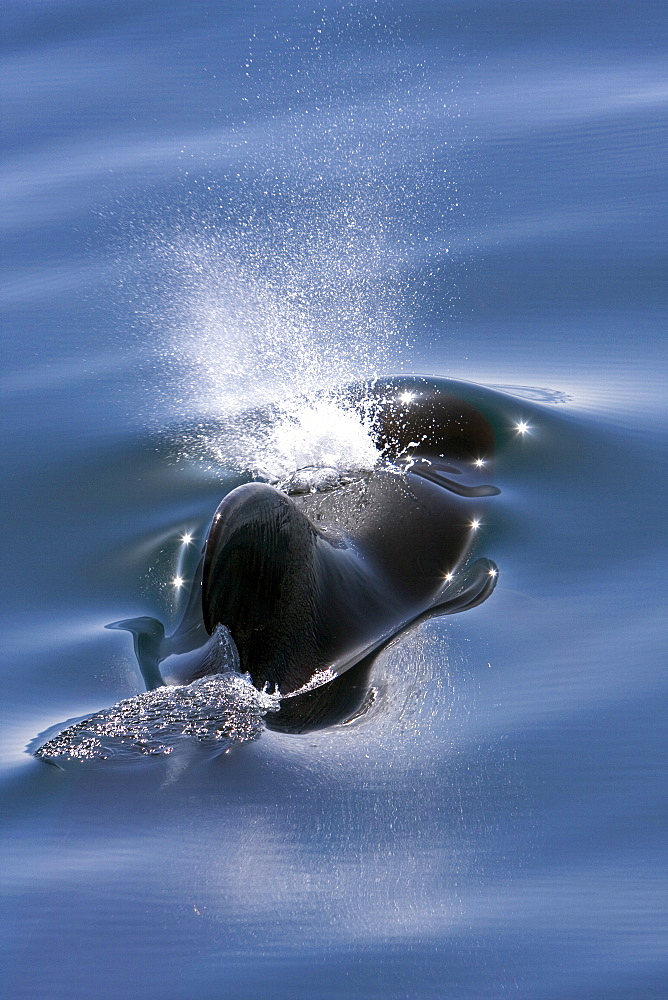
[203,469,495,696]
[200,377,501,697]
[112,377,501,730]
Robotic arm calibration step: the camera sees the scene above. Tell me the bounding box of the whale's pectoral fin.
[428,558,499,617]
[409,459,501,497]
[105,617,166,690]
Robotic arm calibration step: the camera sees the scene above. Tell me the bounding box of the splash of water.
[112,7,470,486]
[186,393,381,484]
[34,672,281,763]
[129,204,411,480]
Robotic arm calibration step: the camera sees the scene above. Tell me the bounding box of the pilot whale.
[109,376,501,732]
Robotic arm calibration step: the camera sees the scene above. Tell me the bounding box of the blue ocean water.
[2,1,666,997]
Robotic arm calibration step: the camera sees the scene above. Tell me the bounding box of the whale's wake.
[34,672,280,764]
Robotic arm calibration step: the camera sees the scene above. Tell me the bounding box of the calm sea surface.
[2,2,666,997]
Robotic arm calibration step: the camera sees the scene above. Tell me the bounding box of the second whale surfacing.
[110,376,502,734]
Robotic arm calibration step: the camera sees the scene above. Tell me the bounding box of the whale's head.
[202,482,321,693]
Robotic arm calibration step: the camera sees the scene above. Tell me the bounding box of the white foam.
[34,671,281,762]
